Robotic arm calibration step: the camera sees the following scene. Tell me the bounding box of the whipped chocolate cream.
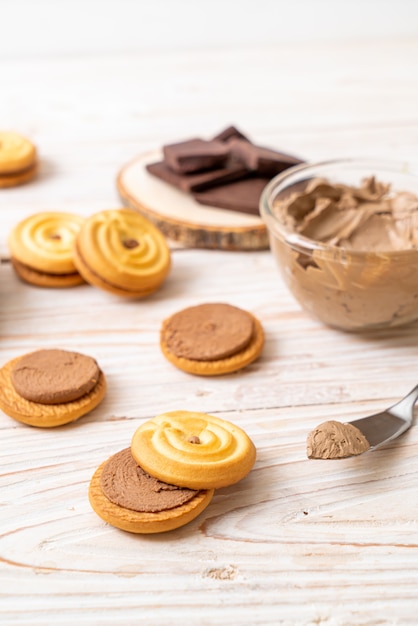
[11,349,100,404]
[270,175,418,330]
[162,303,254,361]
[307,420,370,459]
[101,448,198,512]
[275,176,418,251]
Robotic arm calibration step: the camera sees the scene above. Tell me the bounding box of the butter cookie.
[8,212,85,287]
[0,131,37,187]
[73,208,171,297]
[131,410,256,489]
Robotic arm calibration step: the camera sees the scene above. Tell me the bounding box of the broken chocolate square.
[193,177,270,215]
[228,138,304,176]
[212,125,250,143]
[163,138,229,174]
[146,159,249,193]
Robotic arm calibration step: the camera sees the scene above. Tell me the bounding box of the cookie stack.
[8,212,86,287]
[8,208,171,296]
[89,410,256,533]
[0,131,38,188]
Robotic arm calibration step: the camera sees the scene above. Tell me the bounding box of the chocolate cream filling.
[100,448,199,513]
[0,162,37,177]
[11,257,81,278]
[162,303,255,361]
[11,349,101,404]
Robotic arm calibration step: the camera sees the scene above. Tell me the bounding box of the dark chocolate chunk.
[228,138,304,176]
[163,138,229,174]
[146,160,249,193]
[212,125,250,143]
[193,177,270,215]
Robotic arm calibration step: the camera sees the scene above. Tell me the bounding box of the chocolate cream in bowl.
[271,176,418,330]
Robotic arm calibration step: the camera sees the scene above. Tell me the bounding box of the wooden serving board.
[116,151,269,250]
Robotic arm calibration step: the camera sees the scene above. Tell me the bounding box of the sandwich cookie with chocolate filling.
[0,131,38,188]
[8,212,85,287]
[89,448,214,534]
[0,349,106,427]
[160,303,264,375]
[73,208,171,297]
[89,410,255,533]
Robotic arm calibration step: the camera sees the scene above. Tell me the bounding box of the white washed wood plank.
[1,34,418,626]
[0,408,417,626]
[1,250,418,432]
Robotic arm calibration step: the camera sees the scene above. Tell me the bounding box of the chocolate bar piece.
[212,125,249,143]
[193,177,270,215]
[146,160,249,193]
[229,138,304,176]
[163,138,229,174]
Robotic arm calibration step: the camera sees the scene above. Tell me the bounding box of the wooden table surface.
[1,5,418,624]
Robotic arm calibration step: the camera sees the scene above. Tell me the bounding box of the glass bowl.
[259,158,418,332]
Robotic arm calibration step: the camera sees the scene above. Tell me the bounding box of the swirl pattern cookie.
[89,448,214,534]
[131,410,256,489]
[73,208,171,297]
[160,303,264,375]
[0,349,106,427]
[8,212,85,287]
[0,131,37,187]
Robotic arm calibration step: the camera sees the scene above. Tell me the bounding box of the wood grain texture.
[1,22,418,626]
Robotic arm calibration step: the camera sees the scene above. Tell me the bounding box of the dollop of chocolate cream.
[11,349,100,405]
[163,303,254,361]
[307,420,370,459]
[100,448,198,513]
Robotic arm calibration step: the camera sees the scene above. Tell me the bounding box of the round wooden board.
[116,151,269,250]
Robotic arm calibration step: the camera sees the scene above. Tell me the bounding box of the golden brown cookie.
[131,410,256,489]
[73,208,171,297]
[0,163,38,188]
[0,349,106,427]
[89,447,214,533]
[0,132,37,173]
[0,132,37,188]
[8,212,85,287]
[160,303,264,376]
